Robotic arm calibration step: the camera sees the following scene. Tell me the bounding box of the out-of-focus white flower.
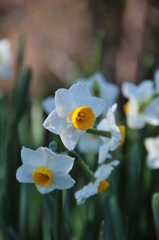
[74,160,119,205]
[154,70,159,94]
[16,147,75,194]
[122,81,155,129]
[97,104,125,163]
[144,136,159,169]
[0,39,13,80]
[77,72,119,115]
[42,96,55,115]
[43,82,105,150]
[77,133,102,153]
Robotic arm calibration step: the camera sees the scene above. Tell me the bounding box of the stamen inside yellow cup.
[118,125,125,147]
[123,102,130,115]
[32,167,53,186]
[72,106,95,130]
[97,180,109,194]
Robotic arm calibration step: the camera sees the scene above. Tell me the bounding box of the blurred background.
[1,0,159,95]
[0,0,159,240]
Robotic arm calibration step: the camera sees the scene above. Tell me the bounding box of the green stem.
[68,151,96,183]
[54,136,63,240]
[86,128,112,138]
[54,190,62,240]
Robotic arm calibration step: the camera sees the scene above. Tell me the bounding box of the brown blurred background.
[0,0,159,96]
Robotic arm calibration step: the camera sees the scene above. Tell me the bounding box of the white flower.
[16,147,75,194]
[144,136,159,169]
[97,104,123,163]
[0,39,13,80]
[75,160,119,205]
[77,72,119,115]
[154,70,159,94]
[42,96,55,115]
[77,133,102,153]
[122,81,155,129]
[43,82,105,150]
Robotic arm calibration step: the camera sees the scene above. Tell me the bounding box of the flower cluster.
[16,73,124,204]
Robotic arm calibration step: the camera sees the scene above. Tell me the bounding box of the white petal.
[122,81,154,103]
[78,134,101,153]
[144,136,159,157]
[77,78,92,92]
[107,107,116,126]
[154,70,159,93]
[42,97,55,115]
[109,126,121,151]
[16,165,34,183]
[69,82,91,107]
[47,154,75,173]
[59,122,79,150]
[55,88,76,117]
[89,96,105,118]
[143,97,159,126]
[122,82,137,99]
[75,183,98,205]
[52,172,75,189]
[43,109,66,134]
[97,118,110,142]
[98,143,109,164]
[21,147,41,166]
[97,118,110,131]
[95,164,114,181]
[127,114,145,129]
[136,81,154,102]
[146,156,159,169]
[109,160,120,166]
[35,182,56,194]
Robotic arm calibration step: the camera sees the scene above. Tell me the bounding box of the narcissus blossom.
[42,96,55,115]
[16,147,75,194]
[43,82,105,150]
[122,81,156,129]
[75,160,119,205]
[97,104,125,163]
[77,72,119,115]
[0,39,13,80]
[144,136,159,169]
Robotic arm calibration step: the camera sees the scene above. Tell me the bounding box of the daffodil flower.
[42,96,55,115]
[97,104,125,163]
[122,81,156,129]
[43,82,105,150]
[16,147,75,194]
[74,160,119,205]
[144,136,159,169]
[0,39,13,80]
[77,72,119,115]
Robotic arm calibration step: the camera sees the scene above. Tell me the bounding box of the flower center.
[118,125,125,147]
[72,106,95,130]
[123,102,130,115]
[97,180,109,194]
[32,167,53,186]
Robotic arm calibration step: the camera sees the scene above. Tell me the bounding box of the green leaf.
[62,190,70,240]
[41,193,55,235]
[152,193,159,240]
[13,68,32,123]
